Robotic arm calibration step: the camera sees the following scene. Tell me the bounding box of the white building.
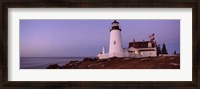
[109,20,124,57]
[97,20,157,59]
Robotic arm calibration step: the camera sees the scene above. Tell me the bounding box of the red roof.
[129,41,156,48]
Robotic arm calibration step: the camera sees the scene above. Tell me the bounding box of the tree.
[174,50,176,55]
[161,43,168,54]
[156,44,161,56]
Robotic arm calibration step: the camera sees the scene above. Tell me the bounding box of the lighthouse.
[97,20,157,59]
[109,20,124,57]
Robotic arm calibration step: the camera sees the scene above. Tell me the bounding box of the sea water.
[20,57,85,69]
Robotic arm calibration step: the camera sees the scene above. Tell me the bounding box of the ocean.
[20,57,87,69]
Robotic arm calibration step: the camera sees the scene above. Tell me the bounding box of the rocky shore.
[47,56,180,69]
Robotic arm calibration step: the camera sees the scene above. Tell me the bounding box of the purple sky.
[20,20,180,57]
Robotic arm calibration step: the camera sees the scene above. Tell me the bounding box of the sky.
[20,20,180,57]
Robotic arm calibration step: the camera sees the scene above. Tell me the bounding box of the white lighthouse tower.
[109,20,124,57]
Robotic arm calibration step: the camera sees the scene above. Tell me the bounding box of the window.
[141,52,143,55]
[148,42,152,48]
[114,41,116,45]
